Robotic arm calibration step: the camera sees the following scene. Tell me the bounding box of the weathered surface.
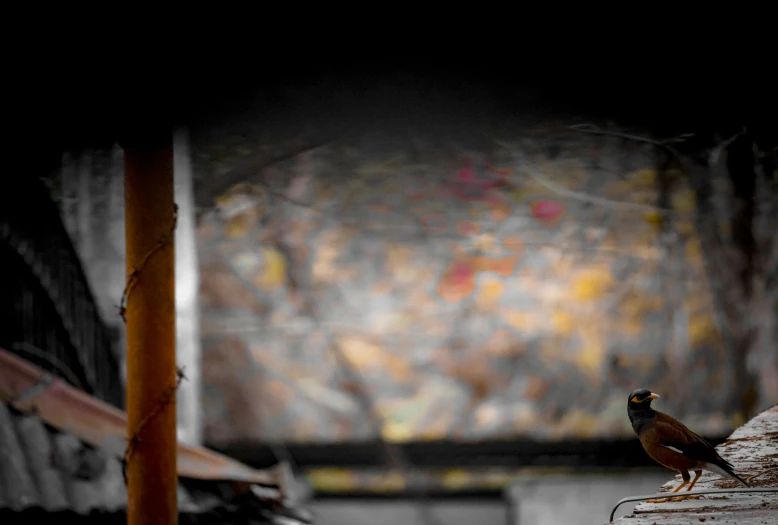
[191,89,778,446]
[612,404,778,524]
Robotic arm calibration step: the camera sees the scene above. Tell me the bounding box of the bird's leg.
[646,472,690,503]
[686,470,702,491]
[669,470,704,501]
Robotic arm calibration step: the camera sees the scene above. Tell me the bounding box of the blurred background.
[2,48,776,525]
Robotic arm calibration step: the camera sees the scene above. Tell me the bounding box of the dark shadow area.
[15,51,777,163]
[214,436,727,470]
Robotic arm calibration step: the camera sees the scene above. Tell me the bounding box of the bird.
[627,388,750,502]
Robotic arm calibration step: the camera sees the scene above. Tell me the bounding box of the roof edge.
[0,348,279,488]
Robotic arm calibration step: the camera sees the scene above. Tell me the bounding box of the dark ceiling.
[12,44,776,178]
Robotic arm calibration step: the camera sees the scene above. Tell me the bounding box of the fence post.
[123,130,178,525]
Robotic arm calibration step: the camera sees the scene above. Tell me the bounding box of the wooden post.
[124,131,178,525]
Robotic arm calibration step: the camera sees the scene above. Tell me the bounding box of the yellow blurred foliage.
[442,469,471,490]
[620,317,644,338]
[572,268,614,302]
[631,168,657,187]
[672,189,696,213]
[381,421,414,442]
[551,309,576,336]
[688,314,719,346]
[503,310,535,332]
[685,237,702,260]
[337,337,411,381]
[253,248,287,290]
[643,211,663,228]
[558,410,600,439]
[385,244,414,271]
[575,342,605,375]
[477,276,505,308]
[620,293,664,318]
[306,468,358,491]
[575,323,605,374]
[225,210,260,239]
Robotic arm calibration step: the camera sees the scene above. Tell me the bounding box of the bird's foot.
[645,497,671,503]
[669,494,703,502]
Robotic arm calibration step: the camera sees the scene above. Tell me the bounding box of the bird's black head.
[627,388,660,435]
[628,388,660,407]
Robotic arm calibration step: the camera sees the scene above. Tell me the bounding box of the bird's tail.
[707,461,750,487]
[727,468,751,488]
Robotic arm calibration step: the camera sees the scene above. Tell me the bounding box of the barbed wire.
[117,203,186,486]
[118,204,179,322]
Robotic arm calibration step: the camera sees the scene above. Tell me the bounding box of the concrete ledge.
[612,405,778,524]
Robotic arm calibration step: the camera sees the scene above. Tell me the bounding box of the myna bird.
[627,388,750,502]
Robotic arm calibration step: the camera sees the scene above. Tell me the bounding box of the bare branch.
[527,163,676,214]
[568,123,695,147]
[709,128,748,167]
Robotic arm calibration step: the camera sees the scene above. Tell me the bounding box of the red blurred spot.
[437,259,477,302]
[451,261,474,283]
[447,155,508,202]
[530,200,566,220]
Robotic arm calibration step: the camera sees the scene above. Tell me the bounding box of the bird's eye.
[630,395,640,403]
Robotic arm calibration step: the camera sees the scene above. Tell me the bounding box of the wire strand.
[610,487,778,522]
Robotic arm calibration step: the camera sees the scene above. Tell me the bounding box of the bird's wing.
[653,412,731,467]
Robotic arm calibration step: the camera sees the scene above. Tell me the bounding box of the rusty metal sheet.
[0,348,277,486]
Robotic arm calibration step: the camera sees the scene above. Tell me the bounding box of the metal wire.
[610,487,778,522]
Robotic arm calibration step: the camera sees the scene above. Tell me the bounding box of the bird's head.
[628,388,659,408]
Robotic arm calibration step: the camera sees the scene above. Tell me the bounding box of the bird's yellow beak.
[648,393,660,400]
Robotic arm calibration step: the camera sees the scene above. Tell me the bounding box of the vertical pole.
[124,131,178,525]
[173,128,203,446]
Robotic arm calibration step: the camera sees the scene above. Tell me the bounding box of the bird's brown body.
[637,412,712,473]
[627,388,749,502]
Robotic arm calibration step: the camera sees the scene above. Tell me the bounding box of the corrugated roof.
[0,400,197,514]
[0,348,311,522]
[0,348,277,485]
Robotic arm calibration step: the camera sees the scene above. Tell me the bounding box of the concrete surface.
[305,469,669,525]
[311,499,509,525]
[507,470,671,525]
